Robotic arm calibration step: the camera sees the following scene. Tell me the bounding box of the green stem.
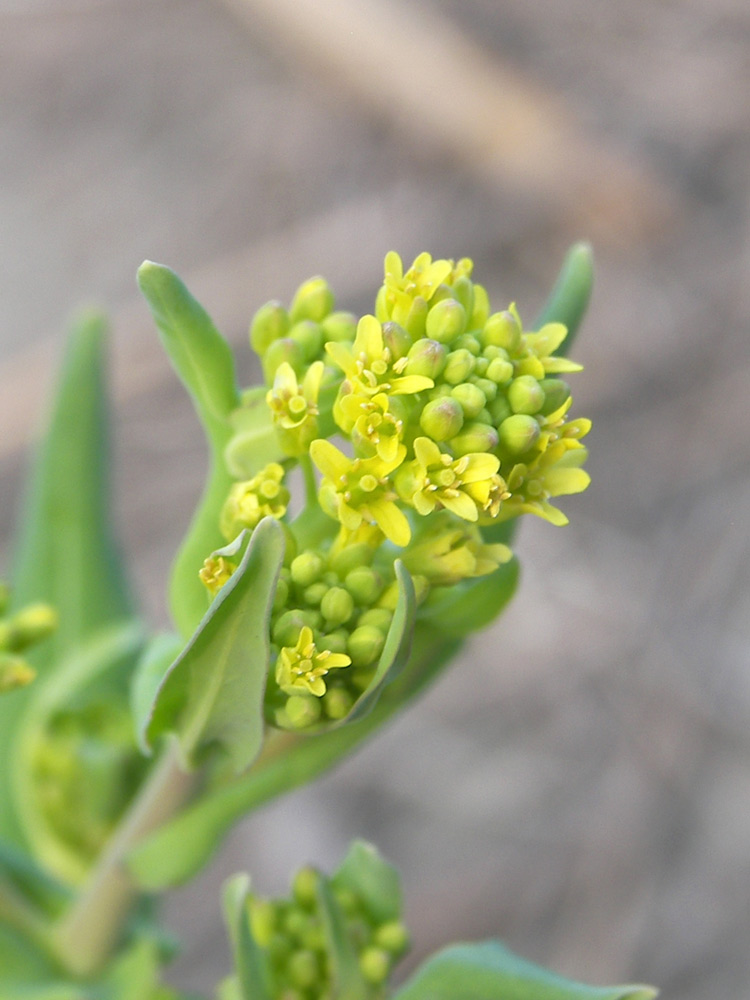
[51,740,196,977]
[0,877,51,954]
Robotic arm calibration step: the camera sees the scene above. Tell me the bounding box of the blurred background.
[1,0,749,996]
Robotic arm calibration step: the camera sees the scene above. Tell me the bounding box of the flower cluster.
[244,858,409,1000]
[0,581,58,694]
[201,252,591,730]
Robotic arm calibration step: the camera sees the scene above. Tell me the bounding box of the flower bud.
[425,298,467,344]
[419,396,464,441]
[483,310,521,351]
[442,348,475,385]
[284,695,322,730]
[486,356,514,384]
[539,377,571,415]
[347,625,386,668]
[470,282,490,329]
[329,542,375,577]
[302,582,328,607]
[323,686,354,720]
[382,321,412,360]
[321,310,357,343]
[404,339,447,380]
[452,333,481,355]
[320,630,348,654]
[288,948,319,989]
[498,414,541,454]
[359,947,391,984]
[272,609,312,647]
[402,296,428,340]
[288,320,324,363]
[344,566,383,606]
[262,338,304,383]
[470,375,497,402]
[290,552,326,588]
[374,920,410,955]
[273,577,290,613]
[451,274,474,318]
[4,603,58,651]
[508,375,545,415]
[449,422,499,457]
[249,899,278,946]
[320,587,355,628]
[289,276,335,324]
[357,608,393,632]
[488,395,512,424]
[0,653,35,693]
[450,382,486,419]
[250,300,289,355]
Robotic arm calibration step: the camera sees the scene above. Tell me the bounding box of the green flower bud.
[290,552,326,588]
[452,332,481,355]
[474,355,489,376]
[302,582,328,607]
[382,321,412,360]
[273,577,290,613]
[250,300,289,355]
[403,296,428,340]
[323,686,354,720]
[450,382,486,419]
[442,348,475,385]
[483,310,521,351]
[498,414,541,454]
[284,908,311,940]
[419,396,464,441]
[6,604,58,651]
[428,384,453,400]
[285,696,322,729]
[357,608,393,632]
[329,542,375,577]
[292,867,319,909]
[374,920,410,955]
[486,356,514,385]
[262,338,304,383]
[539,377,571,415]
[287,948,319,989]
[488,394,512,424]
[347,626,386,668]
[249,899,278,947]
[425,298,467,344]
[272,609,312,647]
[449,421,499,457]
[451,274,474,318]
[321,310,357,343]
[289,276,335,324]
[359,947,391,984]
[320,587,355,628]
[471,376,497,402]
[288,320,324,363]
[404,339,447,379]
[508,375,545,415]
[320,630,348,654]
[470,282,490,329]
[344,566,383,606]
[0,653,35,693]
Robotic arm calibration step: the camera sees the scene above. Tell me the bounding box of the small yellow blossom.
[310,439,411,546]
[276,626,351,697]
[199,555,237,596]
[500,442,591,526]
[397,437,504,523]
[403,516,511,586]
[377,251,454,327]
[219,463,290,541]
[266,361,324,456]
[347,391,404,463]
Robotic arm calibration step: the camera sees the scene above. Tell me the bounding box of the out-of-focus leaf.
[222,875,272,1000]
[393,941,657,1000]
[137,261,240,640]
[332,841,401,925]
[416,558,519,638]
[1,312,135,844]
[144,519,284,773]
[533,242,593,352]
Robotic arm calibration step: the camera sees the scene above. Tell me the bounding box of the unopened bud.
[470,282,490,329]
[483,310,521,351]
[382,321,412,360]
[292,867,319,908]
[344,567,383,606]
[486,356,514,384]
[323,686,354,720]
[498,414,541,454]
[288,320,324,363]
[488,395,512,424]
[453,333,481,356]
[539,377,571,415]
[249,899,277,946]
[347,625,386,668]
[404,339,447,380]
[250,301,289,355]
[320,587,354,628]
[471,376,497,402]
[6,604,58,650]
[359,947,391,985]
[285,695,322,729]
[450,421,499,457]
[302,582,328,607]
[402,296,428,339]
[320,630,348,654]
[442,348,475,385]
[329,543,375,577]
[425,298,466,344]
[0,653,35,693]
[419,396,464,441]
[374,920,410,955]
[321,310,357,343]
[273,609,312,647]
[262,338,304,383]
[289,276,335,324]
[357,608,393,632]
[290,552,326,589]
[450,383,486,420]
[451,274,474,318]
[508,375,545,415]
[273,577,290,613]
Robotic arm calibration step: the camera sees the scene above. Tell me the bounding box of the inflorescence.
[201,252,591,731]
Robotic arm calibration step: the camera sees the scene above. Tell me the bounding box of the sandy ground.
[1,1,749,996]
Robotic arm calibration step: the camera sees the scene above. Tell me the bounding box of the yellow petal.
[310,439,350,481]
[368,499,411,547]
[440,492,479,521]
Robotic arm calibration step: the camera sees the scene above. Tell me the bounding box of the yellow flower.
[377,251,458,327]
[199,555,237,596]
[310,439,411,546]
[347,392,404,463]
[503,304,584,380]
[326,315,433,400]
[276,626,351,697]
[397,437,505,523]
[266,360,324,456]
[403,515,511,586]
[219,463,290,541]
[501,442,591,526]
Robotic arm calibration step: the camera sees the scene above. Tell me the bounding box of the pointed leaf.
[533,242,594,353]
[223,875,272,1000]
[137,261,240,639]
[144,519,285,773]
[393,941,657,1000]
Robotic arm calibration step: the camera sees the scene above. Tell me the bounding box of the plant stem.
[0,877,51,953]
[52,739,196,978]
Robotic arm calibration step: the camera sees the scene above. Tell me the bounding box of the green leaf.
[137,261,240,639]
[533,242,594,352]
[130,634,183,756]
[332,841,401,925]
[222,388,283,481]
[393,941,657,1000]
[416,557,520,638]
[0,311,135,844]
[222,875,272,1000]
[144,519,285,773]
